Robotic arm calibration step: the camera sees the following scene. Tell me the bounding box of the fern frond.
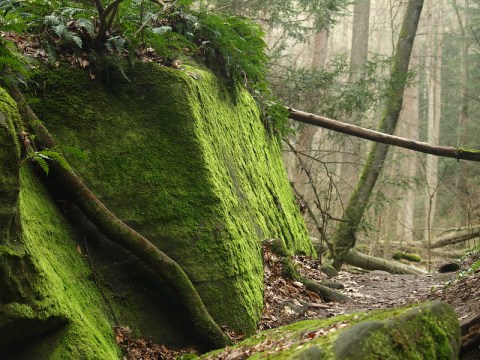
[30,153,50,174]
[58,145,88,161]
[39,150,71,171]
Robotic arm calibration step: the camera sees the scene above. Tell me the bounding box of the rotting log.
[344,249,426,275]
[288,108,480,163]
[9,85,231,350]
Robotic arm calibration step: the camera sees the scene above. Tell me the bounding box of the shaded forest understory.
[116,246,480,359]
[1,0,480,359]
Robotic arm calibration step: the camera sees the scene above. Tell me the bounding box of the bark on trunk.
[328,0,424,270]
[9,86,231,350]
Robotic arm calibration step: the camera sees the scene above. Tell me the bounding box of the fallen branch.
[288,108,480,162]
[461,310,480,353]
[9,85,231,350]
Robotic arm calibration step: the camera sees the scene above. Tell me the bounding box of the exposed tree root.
[9,85,231,350]
[264,239,351,303]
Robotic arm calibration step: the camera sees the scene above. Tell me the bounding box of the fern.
[30,153,51,174]
[26,145,86,175]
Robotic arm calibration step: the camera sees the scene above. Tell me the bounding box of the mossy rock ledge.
[11,63,314,347]
[202,301,461,359]
[0,88,121,358]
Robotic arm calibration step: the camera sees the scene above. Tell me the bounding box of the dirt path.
[259,253,457,331]
[116,251,479,359]
[259,251,479,360]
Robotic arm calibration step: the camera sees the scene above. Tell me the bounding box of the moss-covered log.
[345,249,426,275]
[392,251,422,262]
[9,85,231,350]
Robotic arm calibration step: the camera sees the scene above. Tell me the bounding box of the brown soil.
[116,248,479,359]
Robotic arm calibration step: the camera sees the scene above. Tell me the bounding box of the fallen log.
[288,108,480,162]
[344,249,426,275]
[429,226,480,249]
[461,311,480,354]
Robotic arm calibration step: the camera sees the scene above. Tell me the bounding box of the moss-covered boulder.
[28,63,314,338]
[202,302,461,359]
[0,88,120,358]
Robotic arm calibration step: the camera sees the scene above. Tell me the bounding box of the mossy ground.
[201,302,461,359]
[29,62,314,337]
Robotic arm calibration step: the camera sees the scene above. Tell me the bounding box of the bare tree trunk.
[329,0,424,270]
[339,0,371,199]
[423,0,443,271]
[349,0,371,82]
[396,44,420,246]
[452,0,470,196]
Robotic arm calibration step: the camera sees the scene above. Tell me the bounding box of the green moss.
[0,167,120,359]
[201,302,461,359]
[334,302,461,359]
[29,62,314,335]
[0,87,21,243]
[392,251,422,262]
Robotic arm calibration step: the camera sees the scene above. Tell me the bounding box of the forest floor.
[116,246,480,359]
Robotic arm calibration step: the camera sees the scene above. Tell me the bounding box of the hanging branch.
[288,108,480,163]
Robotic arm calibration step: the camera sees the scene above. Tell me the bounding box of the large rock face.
[28,63,314,339]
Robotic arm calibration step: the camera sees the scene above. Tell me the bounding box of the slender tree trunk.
[291,29,330,233]
[423,0,443,271]
[396,44,420,246]
[328,0,424,270]
[339,0,371,199]
[349,0,371,83]
[452,0,470,195]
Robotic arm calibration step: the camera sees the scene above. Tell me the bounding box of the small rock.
[438,262,460,273]
[368,270,391,276]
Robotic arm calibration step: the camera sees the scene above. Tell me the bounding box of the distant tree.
[329,0,424,271]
